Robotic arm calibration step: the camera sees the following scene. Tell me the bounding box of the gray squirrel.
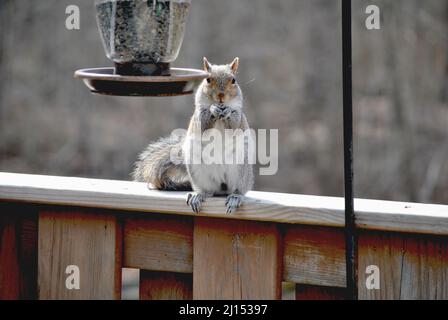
[132,57,254,213]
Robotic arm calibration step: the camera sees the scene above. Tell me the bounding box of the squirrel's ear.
[230,57,240,74]
[203,57,212,72]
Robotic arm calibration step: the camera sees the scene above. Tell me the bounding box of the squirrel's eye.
[231,78,236,84]
[206,78,211,83]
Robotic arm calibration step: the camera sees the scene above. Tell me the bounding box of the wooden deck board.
[1,172,447,235]
[283,225,346,287]
[124,214,193,273]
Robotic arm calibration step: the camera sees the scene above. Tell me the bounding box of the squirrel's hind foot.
[225,194,243,214]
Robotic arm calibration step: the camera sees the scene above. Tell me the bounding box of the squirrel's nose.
[217,93,225,102]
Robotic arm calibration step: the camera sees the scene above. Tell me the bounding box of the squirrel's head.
[201,57,241,104]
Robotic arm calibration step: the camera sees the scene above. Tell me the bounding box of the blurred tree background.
[0,0,447,204]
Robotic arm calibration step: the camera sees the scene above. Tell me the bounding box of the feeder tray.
[76,0,199,97]
[74,67,209,97]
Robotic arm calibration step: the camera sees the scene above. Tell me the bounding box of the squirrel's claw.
[226,194,243,214]
[186,193,192,204]
[187,192,203,213]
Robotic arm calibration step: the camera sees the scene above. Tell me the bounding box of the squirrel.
[132,57,254,214]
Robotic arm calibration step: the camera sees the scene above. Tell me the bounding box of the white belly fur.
[186,121,243,194]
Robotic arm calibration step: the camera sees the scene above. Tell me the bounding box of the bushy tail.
[132,134,191,191]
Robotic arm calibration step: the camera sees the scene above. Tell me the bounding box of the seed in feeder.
[96,0,191,64]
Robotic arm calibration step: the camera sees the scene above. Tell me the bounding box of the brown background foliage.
[0,0,447,204]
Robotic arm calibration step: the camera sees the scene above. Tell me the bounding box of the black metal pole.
[342,0,357,300]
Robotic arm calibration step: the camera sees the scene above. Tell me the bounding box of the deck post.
[38,209,122,299]
[193,217,282,300]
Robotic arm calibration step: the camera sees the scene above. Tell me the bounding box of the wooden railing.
[0,172,447,300]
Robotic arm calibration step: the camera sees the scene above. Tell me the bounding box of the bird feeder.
[75,0,208,96]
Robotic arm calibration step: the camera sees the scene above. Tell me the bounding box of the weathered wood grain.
[38,209,122,300]
[193,217,282,300]
[0,172,344,227]
[400,235,448,299]
[355,198,448,235]
[124,214,193,273]
[139,270,192,300]
[0,202,37,300]
[358,231,404,300]
[358,231,448,300]
[295,284,346,300]
[2,172,447,235]
[283,225,346,287]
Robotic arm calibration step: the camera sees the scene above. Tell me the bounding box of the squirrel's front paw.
[186,192,205,213]
[225,194,243,214]
[210,104,230,120]
[210,104,221,119]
